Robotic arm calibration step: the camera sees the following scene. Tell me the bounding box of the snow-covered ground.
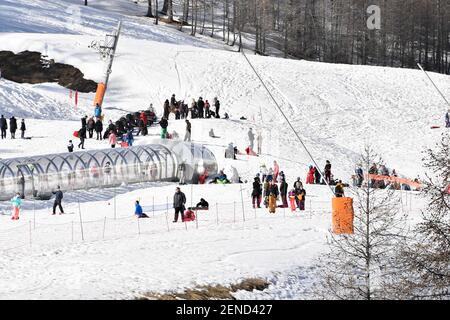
[0,0,448,299]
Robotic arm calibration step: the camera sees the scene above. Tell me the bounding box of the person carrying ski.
[9,116,17,139]
[306,166,315,184]
[0,114,7,139]
[159,117,169,139]
[324,160,332,184]
[52,186,64,215]
[95,118,103,140]
[184,119,192,142]
[94,104,102,119]
[248,128,255,151]
[335,180,345,198]
[78,126,86,149]
[252,176,263,209]
[87,117,95,139]
[173,187,187,223]
[67,140,74,152]
[214,97,220,118]
[268,181,279,214]
[10,192,22,220]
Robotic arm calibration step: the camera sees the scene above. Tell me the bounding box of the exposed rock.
[0,50,97,93]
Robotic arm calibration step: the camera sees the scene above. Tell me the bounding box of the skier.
[306,166,315,184]
[335,180,345,198]
[324,160,332,184]
[0,115,7,139]
[214,97,220,118]
[268,181,279,214]
[78,126,86,149]
[19,119,26,139]
[184,119,192,142]
[95,118,103,140]
[87,117,95,139]
[135,200,149,219]
[159,117,169,139]
[52,186,64,215]
[94,103,102,119]
[279,174,289,208]
[446,111,450,128]
[10,192,22,220]
[248,128,255,151]
[67,140,74,152]
[9,116,17,139]
[173,187,187,223]
[252,176,262,209]
[109,131,117,148]
[273,160,280,182]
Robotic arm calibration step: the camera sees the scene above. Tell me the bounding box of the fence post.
[113,186,117,220]
[33,197,36,230]
[137,217,141,236]
[216,202,219,225]
[102,217,107,239]
[240,185,246,222]
[78,200,84,241]
[29,220,32,248]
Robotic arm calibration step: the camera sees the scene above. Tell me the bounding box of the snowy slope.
[0,0,448,299]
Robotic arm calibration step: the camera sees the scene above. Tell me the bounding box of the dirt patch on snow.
[138,278,270,300]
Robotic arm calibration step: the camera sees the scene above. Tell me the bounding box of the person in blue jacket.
[135,200,148,218]
[94,104,102,119]
[126,130,134,147]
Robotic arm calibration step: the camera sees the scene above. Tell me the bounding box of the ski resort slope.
[0,0,448,299]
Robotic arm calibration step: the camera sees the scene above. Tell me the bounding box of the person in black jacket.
[197,97,205,119]
[20,119,26,139]
[324,160,332,184]
[0,115,8,139]
[9,116,17,139]
[81,115,88,128]
[252,176,262,208]
[52,186,64,215]
[173,187,187,222]
[279,175,288,208]
[78,126,86,149]
[95,119,103,140]
[214,97,220,118]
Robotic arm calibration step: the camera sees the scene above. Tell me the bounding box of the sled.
[245,147,258,156]
[73,131,79,138]
[120,141,129,148]
[431,126,441,129]
[289,196,296,212]
[182,210,196,222]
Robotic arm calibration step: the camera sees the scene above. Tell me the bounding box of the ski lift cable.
[240,50,335,197]
[417,63,450,109]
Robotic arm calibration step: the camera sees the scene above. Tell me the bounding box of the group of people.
[0,115,26,139]
[163,94,222,120]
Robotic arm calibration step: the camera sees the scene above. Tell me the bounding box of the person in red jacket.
[306,166,315,184]
[140,111,148,126]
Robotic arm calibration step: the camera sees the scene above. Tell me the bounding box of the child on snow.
[10,193,22,220]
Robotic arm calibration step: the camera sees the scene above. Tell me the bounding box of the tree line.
[142,0,449,74]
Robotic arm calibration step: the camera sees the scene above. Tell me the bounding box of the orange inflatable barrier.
[93,82,107,107]
[367,174,421,189]
[332,197,354,234]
